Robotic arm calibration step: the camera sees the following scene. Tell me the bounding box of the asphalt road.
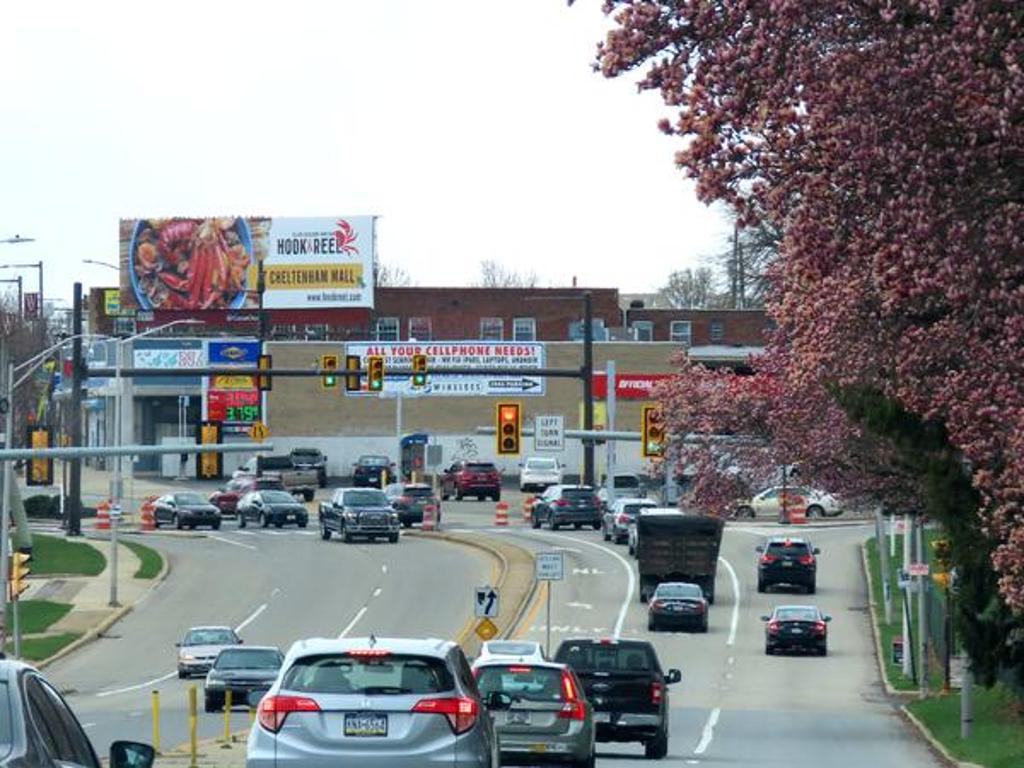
[47,519,493,756]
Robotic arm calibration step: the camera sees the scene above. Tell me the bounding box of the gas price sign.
[207,390,261,425]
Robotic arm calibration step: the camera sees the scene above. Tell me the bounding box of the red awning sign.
[591,373,674,400]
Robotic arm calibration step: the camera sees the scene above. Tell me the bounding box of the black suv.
[290,447,328,487]
[756,537,820,593]
[531,485,602,530]
[555,638,680,759]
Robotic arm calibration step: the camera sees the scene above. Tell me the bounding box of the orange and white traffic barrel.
[494,502,509,527]
[95,500,111,531]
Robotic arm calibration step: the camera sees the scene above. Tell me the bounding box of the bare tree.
[476,260,538,288]
[659,267,716,308]
[374,262,414,287]
[712,213,781,309]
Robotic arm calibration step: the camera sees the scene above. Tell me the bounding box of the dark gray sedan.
[238,490,309,529]
[153,492,222,530]
[204,646,284,712]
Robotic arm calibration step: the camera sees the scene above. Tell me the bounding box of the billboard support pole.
[605,360,616,500]
[582,292,594,487]
[258,255,268,431]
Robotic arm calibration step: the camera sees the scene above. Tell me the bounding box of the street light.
[83,259,119,271]
[110,318,202,606]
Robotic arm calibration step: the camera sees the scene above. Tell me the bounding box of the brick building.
[621,306,771,346]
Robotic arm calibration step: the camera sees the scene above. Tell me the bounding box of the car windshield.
[766,541,811,556]
[466,462,496,472]
[184,629,236,646]
[475,665,565,703]
[359,456,389,467]
[175,493,206,505]
[261,491,296,503]
[343,490,388,507]
[654,583,703,599]
[215,649,282,670]
[555,642,655,673]
[526,459,557,470]
[776,607,820,622]
[282,653,454,695]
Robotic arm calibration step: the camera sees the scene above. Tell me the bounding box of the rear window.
[216,649,282,670]
[563,489,596,501]
[776,608,820,622]
[654,583,703,599]
[405,487,434,498]
[484,641,540,657]
[766,541,811,556]
[466,463,497,472]
[614,475,641,489]
[254,478,285,490]
[261,491,295,503]
[343,490,388,507]
[359,456,390,467]
[283,653,454,695]
[261,457,294,470]
[621,503,655,517]
[292,450,322,459]
[475,665,565,703]
[555,642,656,673]
[526,459,557,470]
[175,493,206,505]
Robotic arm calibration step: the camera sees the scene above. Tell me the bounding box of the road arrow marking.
[566,602,593,610]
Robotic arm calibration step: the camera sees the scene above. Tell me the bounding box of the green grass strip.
[31,533,105,576]
[122,540,164,579]
[5,600,73,635]
[908,685,1024,768]
[7,633,81,662]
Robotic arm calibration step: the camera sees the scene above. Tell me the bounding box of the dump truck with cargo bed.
[635,509,725,603]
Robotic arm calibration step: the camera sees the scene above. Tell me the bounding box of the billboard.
[119,216,375,311]
[345,342,546,397]
[591,372,676,400]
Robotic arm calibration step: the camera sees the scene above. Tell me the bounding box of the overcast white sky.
[0,0,731,305]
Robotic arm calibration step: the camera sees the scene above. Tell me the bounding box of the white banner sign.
[345,342,545,397]
[133,348,207,369]
[534,414,564,452]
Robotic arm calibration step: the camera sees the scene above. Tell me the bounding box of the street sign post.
[534,414,564,453]
[536,551,565,657]
[475,585,500,618]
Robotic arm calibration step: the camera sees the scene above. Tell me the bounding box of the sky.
[0,0,731,306]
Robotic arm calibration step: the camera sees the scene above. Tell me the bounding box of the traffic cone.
[494,502,509,527]
[140,497,157,532]
[95,500,111,531]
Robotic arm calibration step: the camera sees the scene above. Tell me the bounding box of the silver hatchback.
[247,637,499,767]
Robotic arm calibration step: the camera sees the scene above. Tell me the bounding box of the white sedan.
[735,486,843,518]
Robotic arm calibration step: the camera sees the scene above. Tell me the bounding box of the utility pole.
[917,515,930,697]
[67,282,83,536]
[604,360,616,501]
[582,292,594,487]
[902,512,914,679]
[877,506,893,624]
[0,352,11,651]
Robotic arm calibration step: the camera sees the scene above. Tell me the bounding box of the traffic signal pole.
[0,358,12,652]
[68,282,83,536]
[582,292,595,487]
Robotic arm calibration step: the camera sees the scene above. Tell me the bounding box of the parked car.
[602,497,657,544]
[472,659,596,768]
[237,490,309,529]
[204,646,284,712]
[234,456,318,502]
[648,582,709,633]
[554,638,680,760]
[352,455,395,488]
[177,625,242,678]
[319,487,401,543]
[290,447,328,487]
[530,485,602,531]
[476,640,547,665]
[384,482,441,528]
[0,658,155,767]
[597,473,645,510]
[441,461,502,502]
[756,537,820,594]
[209,476,286,517]
[519,457,563,493]
[735,486,843,518]
[246,636,500,767]
[762,605,832,656]
[153,492,222,531]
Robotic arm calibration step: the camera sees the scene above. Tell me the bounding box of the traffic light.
[26,426,53,486]
[9,550,31,600]
[496,402,522,455]
[641,405,665,458]
[367,356,385,392]
[196,421,223,481]
[257,354,273,392]
[320,354,340,389]
[411,354,427,388]
[345,354,362,392]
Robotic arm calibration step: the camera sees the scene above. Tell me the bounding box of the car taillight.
[398,496,412,505]
[651,681,664,706]
[694,601,707,613]
[760,554,778,564]
[616,513,629,525]
[768,621,782,634]
[558,671,586,720]
[347,649,391,658]
[258,695,320,733]
[799,555,815,565]
[412,697,479,734]
[650,599,665,610]
[813,621,827,634]
[554,499,570,507]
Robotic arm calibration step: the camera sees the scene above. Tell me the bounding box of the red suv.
[441,461,502,502]
[209,476,286,516]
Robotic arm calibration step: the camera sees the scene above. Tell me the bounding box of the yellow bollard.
[151,690,161,755]
[189,685,198,768]
[380,468,388,489]
[223,688,233,743]
[249,706,256,727]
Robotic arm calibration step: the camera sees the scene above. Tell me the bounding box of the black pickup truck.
[318,487,400,544]
[554,638,680,760]
[636,510,725,603]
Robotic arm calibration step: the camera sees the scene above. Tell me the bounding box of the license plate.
[344,714,387,737]
[529,743,548,753]
[791,628,803,634]
[782,561,793,567]
[593,712,611,723]
[507,711,532,725]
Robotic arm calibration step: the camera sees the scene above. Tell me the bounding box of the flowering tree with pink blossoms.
[591,0,1024,679]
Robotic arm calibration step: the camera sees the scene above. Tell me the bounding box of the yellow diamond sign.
[249,421,270,442]
[475,618,498,641]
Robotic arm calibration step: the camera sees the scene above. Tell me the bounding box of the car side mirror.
[760,615,771,622]
[824,615,832,623]
[665,669,681,685]
[174,642,181,647]
[486,691,514,711]
[755,545,764,553]
[238,639,244,644]
[110,741,156,768]
[813,547,821,555]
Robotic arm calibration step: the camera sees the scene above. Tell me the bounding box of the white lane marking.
[271,588,281,596]
[234,530,256,537]
[566,602,593,610]
[694,707,721,755]
[372,588,383,598]
[209,534,257,551]
[552,546,582,553]
[719,556,741,646]
[97,671,176,698]
[727,656,735,666]
[82,723,96,729]
[382,565,388,574]
[531,532,634,639]
[339,606,368,638]
[235,603,268,634]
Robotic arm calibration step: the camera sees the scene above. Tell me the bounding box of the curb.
[900,705,985,768]
[860,541,911,698]
[37,541,171,671]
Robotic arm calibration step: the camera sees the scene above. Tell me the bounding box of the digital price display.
[207,390,261,424]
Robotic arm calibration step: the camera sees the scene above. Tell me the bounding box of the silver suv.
[247,637,499,767]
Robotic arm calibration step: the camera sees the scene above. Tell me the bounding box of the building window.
[632,321,654,342]
[513,317,536,341]
[408,317,432,341]
[670,320,692,346]
[304,324,328,340]
[271,324,298,339]
[375,317,399,341]
[710,319,725,343]
[480,317,504,341]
